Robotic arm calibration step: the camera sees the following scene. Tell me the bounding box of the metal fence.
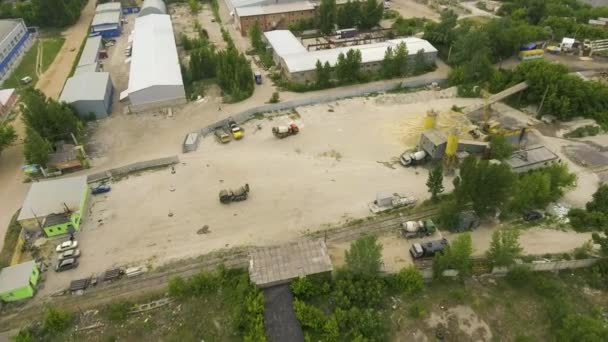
[87,156,179,183]
[197,77,447,138]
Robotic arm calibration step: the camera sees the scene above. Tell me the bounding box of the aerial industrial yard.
[1,0,608,340]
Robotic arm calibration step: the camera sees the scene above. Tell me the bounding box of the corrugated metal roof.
[77,36,102,67]
[92,11,121,27]
[128,14,183,94]
[504,145,559,171]
[0,19,21,40]
[279,35,438,73]
[0,88,15,106]
[236,2,314,16]
[0,261,36,293]
[96,2,122,13]
[264,30,307,56]
[60,72,111,103]
[139,0,167,16]
[17,176,87,221]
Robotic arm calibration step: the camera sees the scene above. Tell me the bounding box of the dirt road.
[36,0,96,99]
[0,0,96,252]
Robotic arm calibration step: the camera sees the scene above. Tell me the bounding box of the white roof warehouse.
[126,13,186,112]
[263,30,438,82]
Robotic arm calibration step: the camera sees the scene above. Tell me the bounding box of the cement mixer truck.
[400,150,427,167]
[400,219,436,239]
[272,124,299,138]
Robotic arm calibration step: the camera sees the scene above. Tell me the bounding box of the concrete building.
[17,176,90,238]
[0,87,17,118]
[60,72,113,119]
[235,2,315,36]
[419,129,447,160]
[504,145,560,173]
[91,8,123,37]
[0,19,33,85]
[139,0,167,17]
[0,261,40,302]
[126,14,186,111]
[75,35,103,75]
[264,30,438,83]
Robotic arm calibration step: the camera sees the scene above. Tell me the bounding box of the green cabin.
[0,260,40,302]
[17,176,90,237]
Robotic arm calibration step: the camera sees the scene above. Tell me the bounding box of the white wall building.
[126,14,185,111]
[264,30,438,83]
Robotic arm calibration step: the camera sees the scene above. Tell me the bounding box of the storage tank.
[446,128,460,157]
[423,110,438,129]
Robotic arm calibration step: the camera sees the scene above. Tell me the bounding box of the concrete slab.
[249,240,333,288]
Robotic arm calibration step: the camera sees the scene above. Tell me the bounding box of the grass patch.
[0,210,22,268]
[40,38,65,72]
[3,41,39,88]
[17,268,262,342]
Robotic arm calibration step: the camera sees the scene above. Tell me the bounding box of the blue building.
[92,2,123,38]
[0,19,33,85]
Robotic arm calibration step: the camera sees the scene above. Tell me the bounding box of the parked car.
[20,76,32,85]
[523,210,544,222]
[92,184,111,195]
[56,240,78,253]
[58,249,80,261]
[55,258,79,272]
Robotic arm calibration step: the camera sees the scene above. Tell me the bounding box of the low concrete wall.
[87,156,179,183]
[492,258,599,274]
[197,77,447,139]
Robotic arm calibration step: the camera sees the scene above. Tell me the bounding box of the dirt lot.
[39,95,477,295]
[390,0,441,21]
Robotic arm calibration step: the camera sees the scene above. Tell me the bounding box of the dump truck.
[214,129,231,143]
[400,219,436,239]
[219,184,250,204]
[400,150,427,166]
[272,123,299,138]
[409,238,448,259]
[228,119,243,140]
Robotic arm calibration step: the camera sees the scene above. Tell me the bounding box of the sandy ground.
[390,0,440,21]
[39,95,477,296]
[329,224,594,273]
[459,1,500,19]
[0,0,96,252]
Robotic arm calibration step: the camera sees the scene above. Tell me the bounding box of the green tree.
[381,46,394,78]
[315,60,332,88]
[249,20,264,51]
[426,163,444,202]
[486,229,522,267]
[336,1,361,29]
[458,156,515,217]
[24,128,51,167]
[434,233,473,278]
[451,29,490,66]
[359,0,384,30]
[43,306,72,335]
[318,0,337,34]
[394,266,424,295]
[188,0,200,13]
[0,123,16,154]
[345,235,383,276]
[511,172,551,213]
[393,42,409,76]
[489,135,513,160]
[412,49,429,75]
[557,314,608,341]
[335,49,362,83]
[423,10,458,45]
[22,88,83,142]
[437,198,463,230]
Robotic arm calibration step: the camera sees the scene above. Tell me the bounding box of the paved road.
[0,0,96,252]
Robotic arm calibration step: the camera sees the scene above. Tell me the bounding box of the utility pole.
[536,85,550,117]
